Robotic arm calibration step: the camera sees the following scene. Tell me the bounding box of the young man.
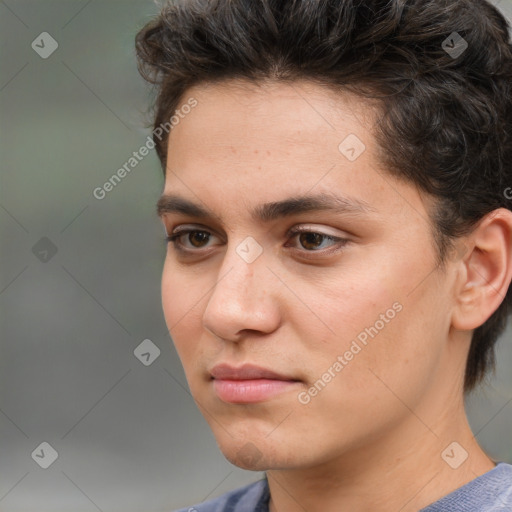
[135,0,512,510]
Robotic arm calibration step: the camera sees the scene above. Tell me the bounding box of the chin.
[217,436,301,471]
[224,447,270,471]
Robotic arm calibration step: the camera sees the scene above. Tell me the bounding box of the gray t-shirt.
[174,462,512,511]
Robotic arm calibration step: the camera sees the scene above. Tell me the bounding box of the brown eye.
[287,228,340,251]
[165,225,349,258]
[297,232,326,251]
[285,227,350,258]
[166,229,216,250]
[187,231,210,248]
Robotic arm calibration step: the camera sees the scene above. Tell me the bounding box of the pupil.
[300,232,322,249]
[190,231,209,247]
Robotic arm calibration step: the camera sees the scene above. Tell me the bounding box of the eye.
[285,226,348,254]
[166,228,219,251]
[165,225,349,256]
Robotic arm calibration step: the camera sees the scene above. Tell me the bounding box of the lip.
[210,363,297,381]
[210,363,301,403]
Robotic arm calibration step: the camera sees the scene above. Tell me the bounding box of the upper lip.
[210,363,298,381]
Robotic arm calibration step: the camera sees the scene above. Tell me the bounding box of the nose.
[202,239,281,342]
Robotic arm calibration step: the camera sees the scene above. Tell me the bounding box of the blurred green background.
[1,1,511,510]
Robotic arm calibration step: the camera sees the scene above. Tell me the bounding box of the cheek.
[161,261,183,329]
[161,261,203,362]
[335,292,446,414]
[301,256,446,395]
[294,308,444,449]
[303,267,400,348]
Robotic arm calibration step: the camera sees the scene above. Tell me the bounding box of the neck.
[266,400,494,512]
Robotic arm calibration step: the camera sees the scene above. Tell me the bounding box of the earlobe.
[451,208,512,331]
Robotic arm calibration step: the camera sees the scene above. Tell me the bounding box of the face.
[158,79,460,471]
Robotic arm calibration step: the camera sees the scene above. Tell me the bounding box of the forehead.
[161,78,428,226]
[165,79,378,182]
[168,79,378,150]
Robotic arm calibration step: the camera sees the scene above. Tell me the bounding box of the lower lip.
[212,379,299,403]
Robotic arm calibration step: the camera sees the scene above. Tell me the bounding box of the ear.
[451,208,512,331]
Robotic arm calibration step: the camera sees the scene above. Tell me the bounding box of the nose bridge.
[210,235,264,306]
[202,235,278,338]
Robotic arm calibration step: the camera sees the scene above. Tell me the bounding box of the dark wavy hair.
[135,0,512,392]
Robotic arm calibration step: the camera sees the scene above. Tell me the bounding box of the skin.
[158,79,512,512]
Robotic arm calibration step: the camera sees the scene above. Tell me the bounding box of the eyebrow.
[156,192,376,223]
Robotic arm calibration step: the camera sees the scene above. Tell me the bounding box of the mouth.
[209,363,302,403]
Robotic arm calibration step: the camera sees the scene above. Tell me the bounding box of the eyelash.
[165,226,349,257]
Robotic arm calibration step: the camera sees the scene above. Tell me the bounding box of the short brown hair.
[135,0,512,392]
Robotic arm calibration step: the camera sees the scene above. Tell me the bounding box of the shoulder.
[421,462,512,511]
[173,477,269,512]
